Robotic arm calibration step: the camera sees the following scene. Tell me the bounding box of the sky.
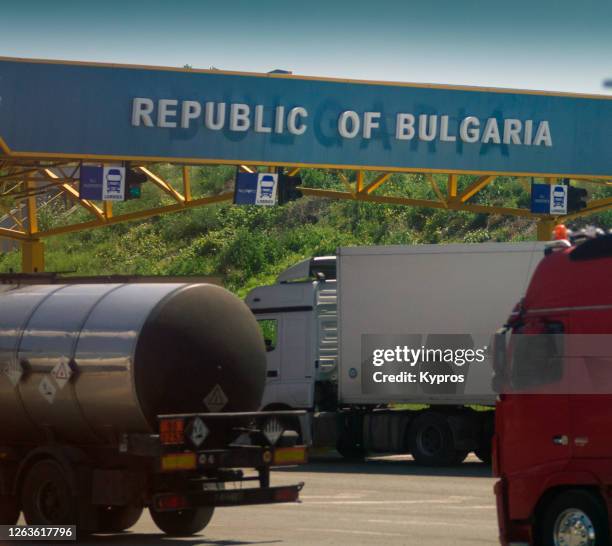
[0,0,610,94]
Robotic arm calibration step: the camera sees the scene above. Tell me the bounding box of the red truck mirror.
[491,329,509,393]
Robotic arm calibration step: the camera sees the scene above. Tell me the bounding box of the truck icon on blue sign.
[552,186,566,208]
[105,169,123,194]
[259,175,276,198]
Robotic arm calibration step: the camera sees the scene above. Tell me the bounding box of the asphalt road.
[18,454,499,546]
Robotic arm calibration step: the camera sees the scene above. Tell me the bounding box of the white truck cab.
[245,257,337,413]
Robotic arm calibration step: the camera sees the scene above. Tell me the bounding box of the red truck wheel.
[538,490,609,546]
[150,506,214,536]
[0,496,19,525]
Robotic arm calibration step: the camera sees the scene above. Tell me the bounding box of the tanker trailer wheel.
[98,505,143,533]
[21,460,76,525]
[150,506,214,536]
[0,496,19,525]
[408,412,467,466]
[538,489,609,546]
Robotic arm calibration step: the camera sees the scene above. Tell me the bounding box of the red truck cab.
[494,234,612,546]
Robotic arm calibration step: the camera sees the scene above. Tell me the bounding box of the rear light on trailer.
[160,452,197,472]
[160,418,184,444]
[274,487,299,502]
[154,493,189,511]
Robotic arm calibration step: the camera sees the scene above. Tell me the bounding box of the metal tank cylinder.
[0,283,266,445]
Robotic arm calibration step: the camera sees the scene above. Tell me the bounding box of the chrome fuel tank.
[0,283,266,445]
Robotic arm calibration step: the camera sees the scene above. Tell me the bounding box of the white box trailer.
[247,242,544,465]
[337,243,544,406]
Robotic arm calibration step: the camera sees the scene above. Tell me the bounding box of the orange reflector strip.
[273,447,307,465]
[161,452,197,472]
[160,418,185,445]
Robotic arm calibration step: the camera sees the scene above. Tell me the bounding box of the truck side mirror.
[491,329,509,393]
[491,373,504,394]
[492,329,508,374]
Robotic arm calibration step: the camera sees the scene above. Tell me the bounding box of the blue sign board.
[234,172,278,206]
[79,165,125,201]
[234,173,258,205]
[79,165,104,200]
[531,183,568,214]
[1,58,612,177]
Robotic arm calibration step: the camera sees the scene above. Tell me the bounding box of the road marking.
[282,496,472,506]
[301,494,363,499]
[296,527,406,537]
[446,504,496,510]
[368,518,497,529]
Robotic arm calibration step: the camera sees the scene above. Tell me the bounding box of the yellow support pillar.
[21,174,44,272]
[448,174,458,200]
[26,176,38,235]
[356,171,364,193]
[536,218,556,241]
[104,201,113,219]
[182,166,192,202]
[21,240,45,273]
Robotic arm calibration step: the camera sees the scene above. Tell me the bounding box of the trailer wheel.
[336,431,366,460]
[336,443,367,460]
[0,496,19,525]
[21,460,76,525]
[538,489,609,546]
[408,412,463,466]
[150,506,214,536]
[98,505,143,533]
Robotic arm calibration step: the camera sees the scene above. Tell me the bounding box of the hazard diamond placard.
[3,358,23,387]
[51,358,73,390]
[203,384,228,412]
[39,376,57,404]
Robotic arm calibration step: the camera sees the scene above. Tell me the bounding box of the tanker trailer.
[0,281,306,535]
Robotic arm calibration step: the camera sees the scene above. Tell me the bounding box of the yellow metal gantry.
[0,161,234,271]
[1,158,611,273]
[299,170,612,222]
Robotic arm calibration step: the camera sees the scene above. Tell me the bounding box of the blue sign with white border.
[234,172,278,206]
[531,183,568,214]
[1,58,611,177]
[79,165,125,201]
